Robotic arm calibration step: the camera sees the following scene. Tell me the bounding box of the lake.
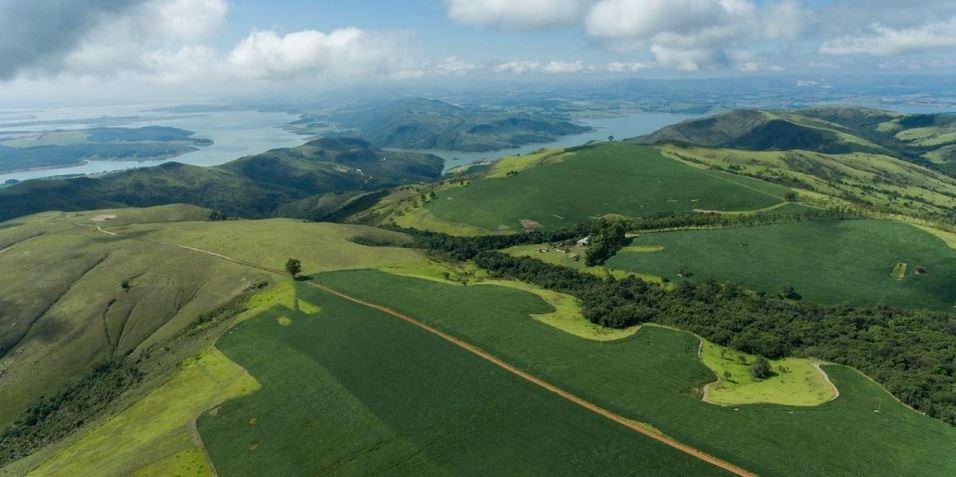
[0,106,302,183]
[399,112,699,171]
[0,108,696,182]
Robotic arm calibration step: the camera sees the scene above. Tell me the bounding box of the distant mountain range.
[289,98,592,152]
[632,107,956,177]
[0,137,442,222]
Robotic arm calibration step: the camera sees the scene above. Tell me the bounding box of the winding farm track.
[78,217,756,477]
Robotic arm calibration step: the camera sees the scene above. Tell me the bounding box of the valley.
[2,105,955,477]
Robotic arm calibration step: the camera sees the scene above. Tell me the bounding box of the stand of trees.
[473,251,956,424]
[407,207,860,262]
[405,210,954,425]
[0,360,143,465]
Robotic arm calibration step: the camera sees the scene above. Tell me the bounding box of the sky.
[1,0,955,103]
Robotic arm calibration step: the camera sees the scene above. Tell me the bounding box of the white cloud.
[60,0,227,80]
[820,19,956,56]
[492,60,597,74]
[227,28,421,81]
[432,56,478,76]
[606,61,649,72]
[446,0,585,29]
[583,0,807,71]
[543,60,585,73]
[493,60,542,74]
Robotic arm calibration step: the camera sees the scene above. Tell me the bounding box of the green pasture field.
[197,282,725,476]
[698,339,836,406]
[0,208,267,427]
[313,270,956,477]
[0,208,430,428]
[21,348,258,477]
[606,219,956,309]
[422,143,788,232]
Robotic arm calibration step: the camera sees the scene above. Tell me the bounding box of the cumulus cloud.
[432,56,479,76]
[226,28,421,81]
[0,0,423,85]
[0,0,142,79]
[493,60,543,74]
[585,0,806,71]
[62,0,228,81]
[542,60,586,73]
[446,0,585,29]
[606,61,649,72]
[820,19,956,56]
[492,60,597,74]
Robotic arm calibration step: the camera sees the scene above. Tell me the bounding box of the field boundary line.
[75,217,754,475]
[307,280,757,477]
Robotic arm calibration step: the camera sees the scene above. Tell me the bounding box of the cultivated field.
[607,219,956,309]
[420,143,788,232]
[197,282,725,476]
[313,270,956,477]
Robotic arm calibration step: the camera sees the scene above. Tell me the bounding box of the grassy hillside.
[197,282,724,476]
[633,109,889,155]
[660,144,956,217]
[0,137,443,223]
[314,270,956,477]
[292,98,592,152]
[606,220,956,309]
[395,143,788,233]
[0,207,431,434]
[635,106,956,178]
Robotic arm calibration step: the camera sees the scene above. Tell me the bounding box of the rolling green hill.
[634,106,956,177]
[0,138,443,222]
[0,205,432,438]
[606,220,956,309]
[385,142,789,234]
[291,98,592,152]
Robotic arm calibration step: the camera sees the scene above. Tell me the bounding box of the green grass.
[698,339,836,406]
[422,143,787,232]
[23,348,258,477]
[477,279,640,341]
[313,270,956,477]
[197,282,724,476]
[0,208,430,428]
[113,219,431,275]
[661,145,956,217]
[606,219,956,309]
[504,243,662,282]
[0,210,268,428]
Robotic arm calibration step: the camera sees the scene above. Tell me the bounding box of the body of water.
[0,106,303,183]
[404,112,699,172]
[0,109,696,182]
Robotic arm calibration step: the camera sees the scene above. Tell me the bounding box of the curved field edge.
[19,348,259,477]
[195,281,727,476]
[382,261,640,342]
[311,270,956,477]
[697,339,837,407]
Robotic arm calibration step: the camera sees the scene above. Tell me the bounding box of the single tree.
[285,258,302,278]
[750,357,773,380]
[784,191,799,202]
[608,135,615,142]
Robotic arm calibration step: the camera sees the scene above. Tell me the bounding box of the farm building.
[576,237,590,247]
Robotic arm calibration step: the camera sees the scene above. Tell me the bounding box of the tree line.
[404,211,955,425]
